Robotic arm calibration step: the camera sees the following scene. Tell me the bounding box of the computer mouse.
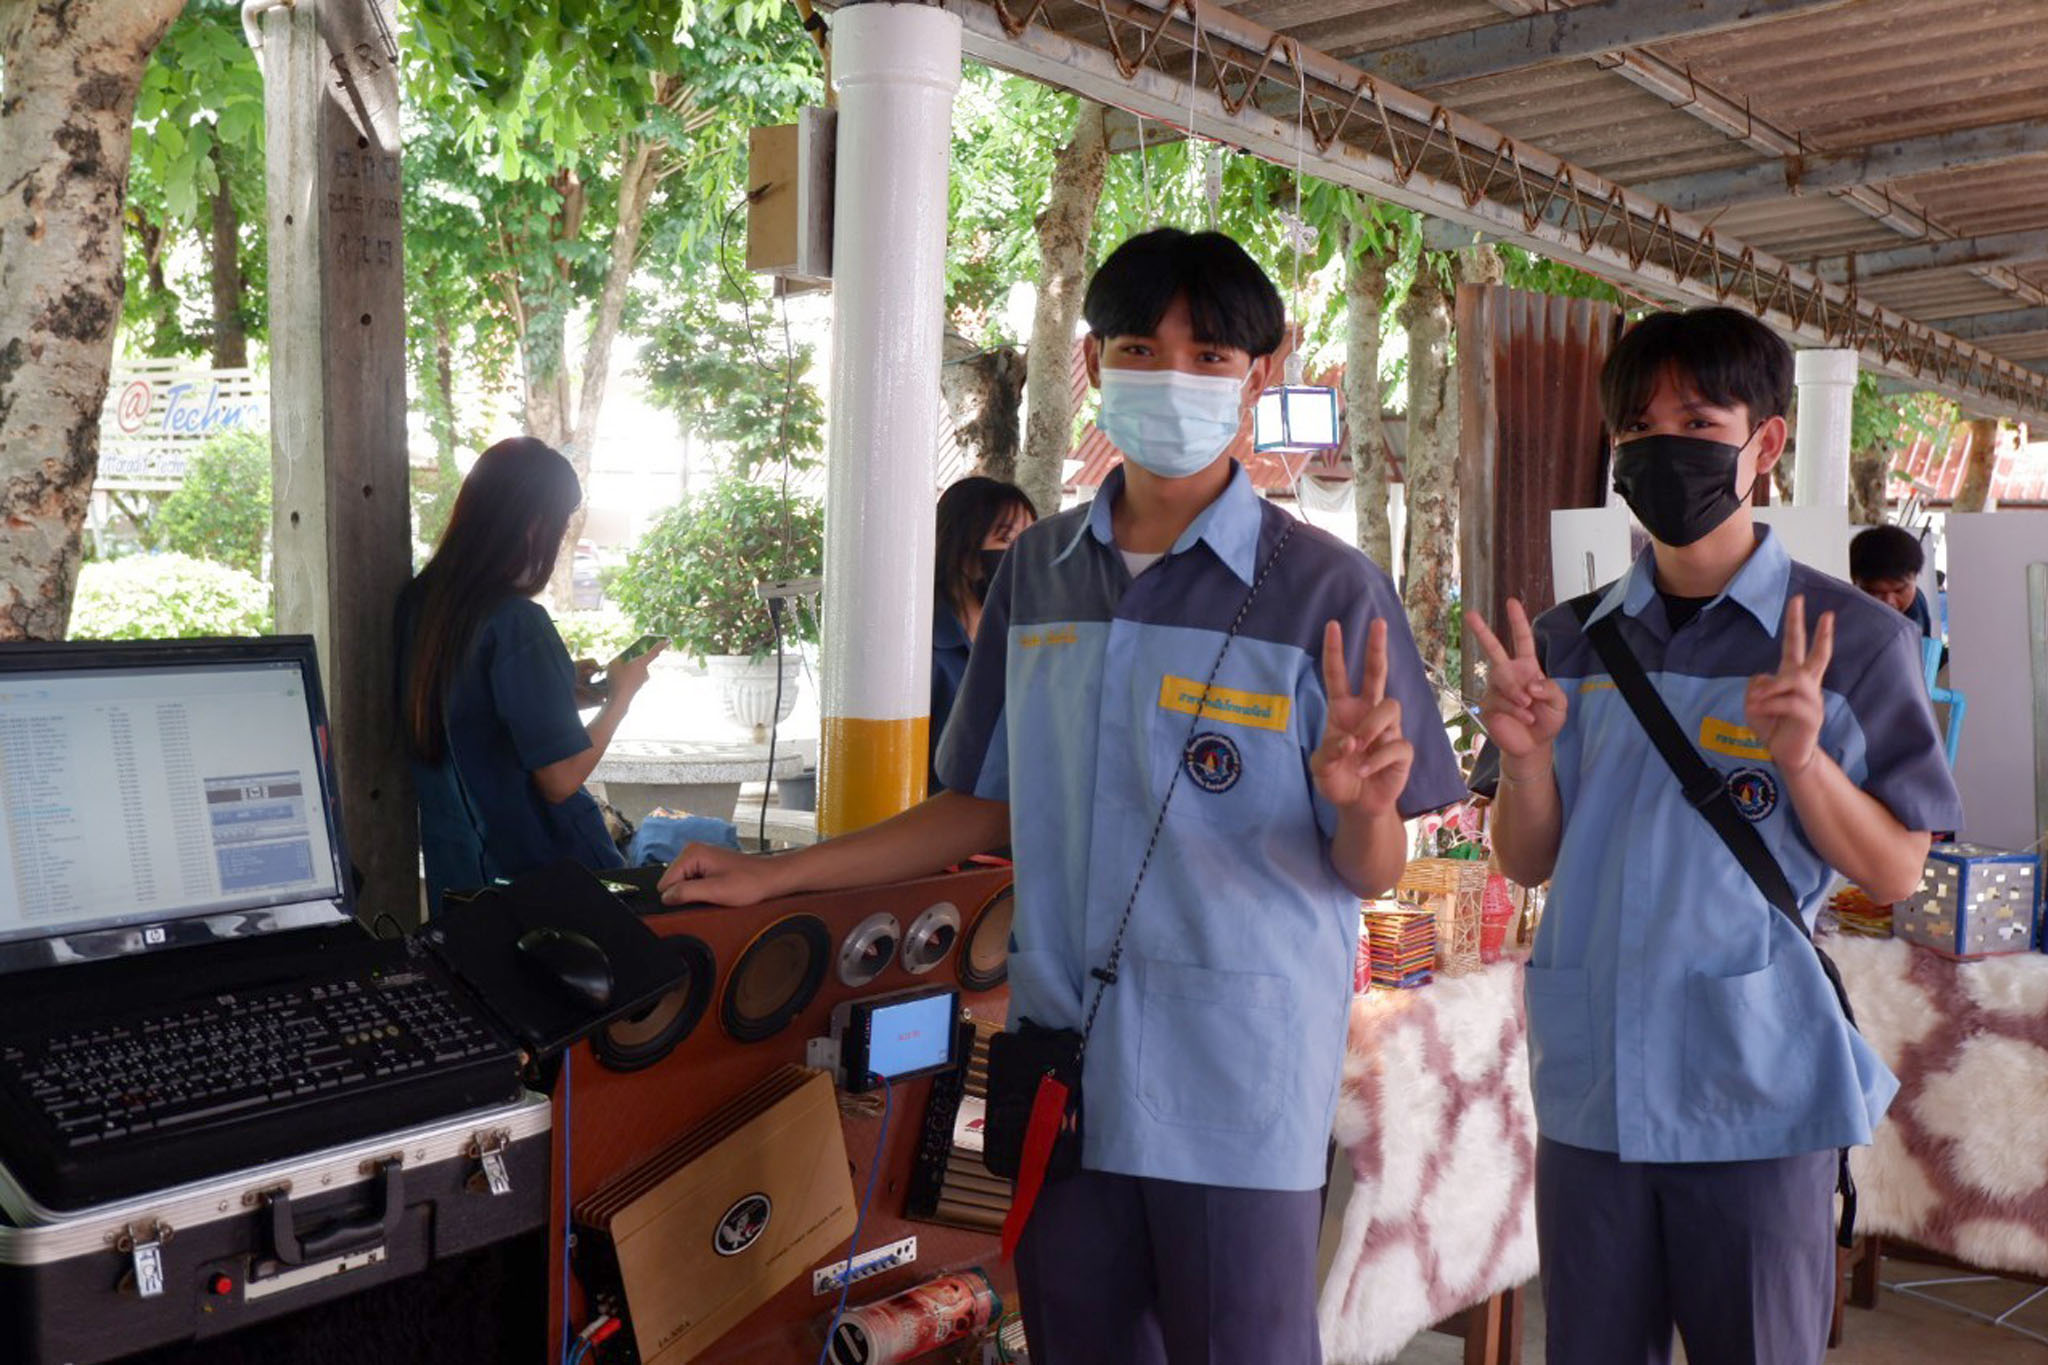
[515,926,614,1010]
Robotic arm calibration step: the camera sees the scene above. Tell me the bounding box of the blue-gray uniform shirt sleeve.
[487,604,596,776]
[1836,609,1963,833]
[1310,566,1466,835]
[934,553,1013,801]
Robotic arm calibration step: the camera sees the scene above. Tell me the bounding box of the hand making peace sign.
[1745,594,1835,775]
[1309,618,1414,817]
[1464,599,1569,766]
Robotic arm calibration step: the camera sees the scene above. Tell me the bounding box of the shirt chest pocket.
[1145,690,1293,828]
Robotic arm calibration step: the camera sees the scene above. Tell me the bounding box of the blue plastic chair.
[1921,635,1965,767]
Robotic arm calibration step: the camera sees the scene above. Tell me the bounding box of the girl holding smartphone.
[397,437,666,913]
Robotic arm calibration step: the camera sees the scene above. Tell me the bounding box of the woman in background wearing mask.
[930,477,1037,793]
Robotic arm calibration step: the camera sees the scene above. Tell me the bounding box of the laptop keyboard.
[0,967,504,1150]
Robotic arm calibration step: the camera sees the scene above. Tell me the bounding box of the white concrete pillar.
[1793,348,1858,508]
[818,3,961,836]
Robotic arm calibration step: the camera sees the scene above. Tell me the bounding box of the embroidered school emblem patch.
[1184,733,1242,794]
[1726,766,1779,822]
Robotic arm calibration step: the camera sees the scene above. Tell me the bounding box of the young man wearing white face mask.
[658,229,1464,1362]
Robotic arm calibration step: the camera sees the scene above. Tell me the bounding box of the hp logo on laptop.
[143,927,168,946]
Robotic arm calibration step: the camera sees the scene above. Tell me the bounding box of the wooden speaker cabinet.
[548,864,1017,1363]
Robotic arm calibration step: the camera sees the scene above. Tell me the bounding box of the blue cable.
[566,1342,590,1365]
[561,1051,575,1365]
[814,1075,893,1365]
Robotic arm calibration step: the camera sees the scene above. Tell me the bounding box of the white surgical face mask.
[1096,368,1246,480]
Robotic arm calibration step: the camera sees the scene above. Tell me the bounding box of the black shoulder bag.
[1568,594,1861,1247]
[983,522,1295,1184]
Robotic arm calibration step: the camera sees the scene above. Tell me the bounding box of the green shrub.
[552,606,637,664]
[68,554,272,640]
[156,429,272,575]
[611,475,823,663]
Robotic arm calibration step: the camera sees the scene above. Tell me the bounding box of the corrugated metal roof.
[939,0,2048,416]
[1229,0,2048,398]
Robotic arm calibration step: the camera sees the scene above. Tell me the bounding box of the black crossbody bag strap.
[1568,592,1861,1246]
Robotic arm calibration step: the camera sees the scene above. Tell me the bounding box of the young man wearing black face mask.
[1465,308,1960,1364]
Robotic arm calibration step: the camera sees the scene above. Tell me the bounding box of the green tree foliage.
[67,554,272,640]
[947,68,1075,339]
[610,474,823,662]
[402,0,822,442]
[636,286,825,478]
[123,0,267,361]
[155,429,272,575]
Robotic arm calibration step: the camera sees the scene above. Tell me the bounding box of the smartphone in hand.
[588,634,667,691]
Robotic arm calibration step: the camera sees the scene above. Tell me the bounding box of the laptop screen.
[0,638,352,968]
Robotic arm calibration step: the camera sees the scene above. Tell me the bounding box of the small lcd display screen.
[848,988,957,1089]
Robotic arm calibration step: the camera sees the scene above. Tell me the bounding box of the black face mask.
[972,548,1009,604]
[1611,431,1758,548]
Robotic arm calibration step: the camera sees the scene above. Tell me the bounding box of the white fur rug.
[1832,935,2048,1277]
[1319,962,1539,1365]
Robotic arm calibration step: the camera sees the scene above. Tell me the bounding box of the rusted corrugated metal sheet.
[1458,284,1621,687]
[1894,429,2048,506]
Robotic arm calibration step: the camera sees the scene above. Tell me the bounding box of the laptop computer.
[0,636,525,1221]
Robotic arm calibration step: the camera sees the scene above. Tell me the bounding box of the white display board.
[1549,507,1632,601]
[1752,505,1852,581]
[1943,511,2048,853]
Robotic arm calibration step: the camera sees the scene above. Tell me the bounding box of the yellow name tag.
[1018,625,1078,649]
[1700,716,1772,760]
[1579,679,1616,694]
[1157,676,1291,732]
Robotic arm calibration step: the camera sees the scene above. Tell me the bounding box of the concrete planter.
[705,654,803,740]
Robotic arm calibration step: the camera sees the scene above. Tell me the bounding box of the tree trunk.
[1019,100,1109,519]
[0,0,186,640]
[207,142,248,369]
[1849,442,1889,524]
[1400,261,1456,677]
[413,311,462,551]
[1953,417,2001,514]
[1344,216,1398,573]
[543,134,663,608]
[942,332,1028,483]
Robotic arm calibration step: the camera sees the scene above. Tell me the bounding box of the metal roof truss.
[940,0,2048,423]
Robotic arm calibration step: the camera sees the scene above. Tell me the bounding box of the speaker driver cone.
[957,887,1015,992]
[592,934,715,1072]
[902,902,962,975]
[721,914,831,1042]
[837,912,902,988]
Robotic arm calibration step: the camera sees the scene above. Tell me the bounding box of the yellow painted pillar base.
[819,715,931,837]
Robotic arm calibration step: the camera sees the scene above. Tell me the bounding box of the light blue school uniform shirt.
[1526,527,1963,1163]
[936,464,1466,1191]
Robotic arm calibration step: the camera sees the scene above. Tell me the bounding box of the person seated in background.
[397,436,664,913]
[929,476,1037,793]
[1850,523,1934,638]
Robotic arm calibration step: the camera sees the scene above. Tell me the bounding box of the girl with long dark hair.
[930,476,1036,791]
[398,437,663,911]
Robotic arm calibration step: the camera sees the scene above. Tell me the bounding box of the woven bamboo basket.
[1397,857,1488,976]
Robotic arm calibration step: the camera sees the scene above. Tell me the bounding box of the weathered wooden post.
[254,0,417,921]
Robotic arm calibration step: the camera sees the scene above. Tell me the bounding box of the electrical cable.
[813,1074,894,1365]
[762,598,786,849]
[1187,4,1201,213]
[560,1050,574,1365]
[718,192,807,846]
